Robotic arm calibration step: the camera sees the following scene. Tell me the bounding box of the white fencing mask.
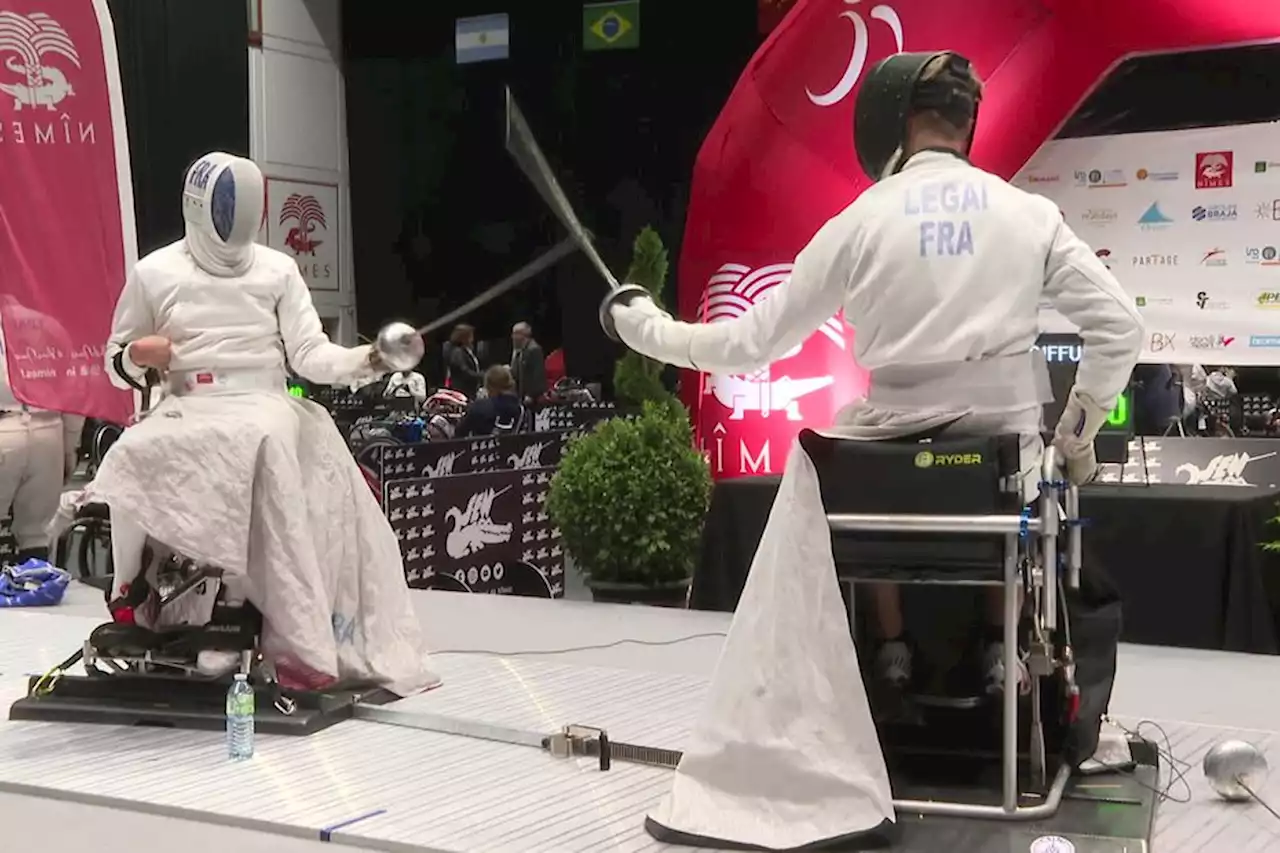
[181,152,265,277]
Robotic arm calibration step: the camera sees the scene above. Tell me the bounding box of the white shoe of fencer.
[983,642,1031,696]
[196,650,241,678]
[875,640,913,690]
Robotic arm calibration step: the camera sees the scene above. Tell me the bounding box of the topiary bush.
[546,399,712,586]
[613,226,673,408]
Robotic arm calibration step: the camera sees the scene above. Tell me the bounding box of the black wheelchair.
[55,421,123,585]
[800,429,1100,821]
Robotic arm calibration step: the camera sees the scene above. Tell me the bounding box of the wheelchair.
[30,424,304,724]
[800,429,1087,821]
[21,399,390,733]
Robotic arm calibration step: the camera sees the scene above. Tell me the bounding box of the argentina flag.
[455,13,509,64]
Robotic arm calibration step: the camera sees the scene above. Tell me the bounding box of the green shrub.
[613,226,672,408]
[547,400,712,585]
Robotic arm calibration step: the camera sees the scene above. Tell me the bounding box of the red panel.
[680,0,1280,478]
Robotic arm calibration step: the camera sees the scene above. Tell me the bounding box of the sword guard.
[599,283,652,343]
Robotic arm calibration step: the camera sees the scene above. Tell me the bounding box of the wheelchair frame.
[830,445,1080,821]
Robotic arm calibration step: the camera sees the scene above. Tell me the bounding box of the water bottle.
[226,673,255,760]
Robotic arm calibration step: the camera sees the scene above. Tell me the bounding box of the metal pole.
[1002,532,1019,813]
[826,514,1038,535]
[1065,484,1082,590]
[1039,449,1059,632]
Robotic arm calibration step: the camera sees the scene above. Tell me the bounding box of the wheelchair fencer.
[800,429,1086,820]
[44,391,300,716]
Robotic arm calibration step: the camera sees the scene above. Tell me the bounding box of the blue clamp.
[1019,508,1031,541]
[1039,478,1068,493]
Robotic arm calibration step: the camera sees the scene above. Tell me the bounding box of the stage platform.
[5,584,1278,852]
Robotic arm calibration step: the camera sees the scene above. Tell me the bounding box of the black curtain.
[107,0,250,256]
[1059,44,1280,138]
[343,1,757,387]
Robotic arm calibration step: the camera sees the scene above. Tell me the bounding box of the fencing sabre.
[354,704,684,772]
[502,87,649,341]
[373,235,579,371]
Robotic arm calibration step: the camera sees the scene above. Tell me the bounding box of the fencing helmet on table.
[181,152,266,277]
[853,51,982,181]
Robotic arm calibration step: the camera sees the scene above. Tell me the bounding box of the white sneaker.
[875,640,913,689]
[983,642,1030,696]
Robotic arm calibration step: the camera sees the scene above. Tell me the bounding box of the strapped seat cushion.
[798,430,1024,583]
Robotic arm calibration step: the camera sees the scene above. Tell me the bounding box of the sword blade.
[354,706,547,749]
[504,88,620,291]
[353,705,684,769]
[416,236,579,338]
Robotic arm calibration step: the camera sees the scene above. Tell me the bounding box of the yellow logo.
[915,451,982,468]
[1258,291,1280,308]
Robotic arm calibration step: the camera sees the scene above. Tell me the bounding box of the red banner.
[757,0,799,35]
[681,0,1280,479]
[0,0,135,424]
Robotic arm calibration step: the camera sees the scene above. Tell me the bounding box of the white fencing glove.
[1052,390,1110,486]
[608,295,697,369]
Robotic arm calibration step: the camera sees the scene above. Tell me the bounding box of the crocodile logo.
[444,487,513,559]
[1176,451,1275,486]
[0,11,80,112]
[508,442,547,470]
[699,262,845,421]
[279,193,327,256]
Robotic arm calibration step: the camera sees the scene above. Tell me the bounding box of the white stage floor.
[6,585,1278,852]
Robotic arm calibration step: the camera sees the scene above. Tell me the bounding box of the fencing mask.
[181,152,265,277]
[853,51,981,182]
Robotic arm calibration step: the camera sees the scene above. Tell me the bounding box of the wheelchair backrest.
[798,430,1023,516]
[91,423,124,469]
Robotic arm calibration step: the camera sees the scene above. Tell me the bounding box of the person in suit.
[510,322,547,405]
[456,365,524,437]
[444,324,482,399]
[1132,364,1180,435]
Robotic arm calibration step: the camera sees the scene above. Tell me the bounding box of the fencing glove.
[610,296,698,370]
[1053,390,1110,486]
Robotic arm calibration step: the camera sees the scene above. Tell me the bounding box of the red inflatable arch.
[679,0,1280,480]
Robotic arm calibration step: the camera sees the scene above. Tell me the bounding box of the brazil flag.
[583,0,640,51]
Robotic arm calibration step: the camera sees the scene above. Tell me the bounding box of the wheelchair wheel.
[87,423,123,479]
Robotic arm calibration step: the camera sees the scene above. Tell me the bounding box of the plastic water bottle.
[226,673,255,760]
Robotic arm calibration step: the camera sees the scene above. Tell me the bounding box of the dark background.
[103,2,1280,388]
[342,1,758,386]
[107,0,250,256]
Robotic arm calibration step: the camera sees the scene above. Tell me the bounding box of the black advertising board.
[384,466,565,598]
[1094,437,1280,488]
[375,430,574,482]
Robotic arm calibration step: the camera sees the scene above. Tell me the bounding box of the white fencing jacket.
[616,151,1144,850]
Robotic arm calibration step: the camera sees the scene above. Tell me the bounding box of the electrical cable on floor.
[431,631,728,657]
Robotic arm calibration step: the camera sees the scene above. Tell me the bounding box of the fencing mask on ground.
[181,152,265,277]
[853,51,981,182]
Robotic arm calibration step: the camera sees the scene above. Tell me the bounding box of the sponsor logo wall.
[1016,122,1280,365]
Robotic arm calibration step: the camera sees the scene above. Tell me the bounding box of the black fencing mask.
[853,51,980,181]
